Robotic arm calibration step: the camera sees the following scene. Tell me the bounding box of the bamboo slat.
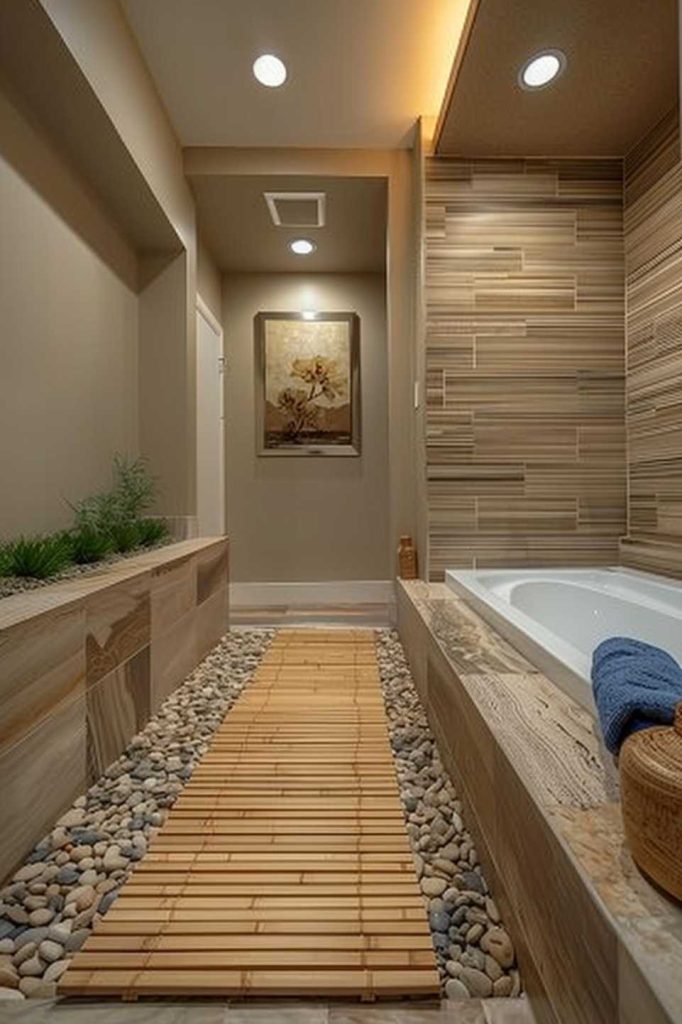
[59,629,438,1000]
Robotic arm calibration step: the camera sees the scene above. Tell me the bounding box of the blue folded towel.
[591,637,682,754]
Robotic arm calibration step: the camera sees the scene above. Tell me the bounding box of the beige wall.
[223,273,389,582]
[40,0,194,250]
[186,147,417,573]
[41,0,199,519]
[0,83,138,538]
[0,0,216,534]
[197,241,222,322]
[138,254,192,516]
[0,7,418,555]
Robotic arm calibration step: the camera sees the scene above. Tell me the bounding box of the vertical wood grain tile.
[195,584,229,660]
[86,646,151,781]
[0,692,86,882]
[197,542,229,605]
[151,553,197,639]
[0,603,85,755]
[85,576,150,686]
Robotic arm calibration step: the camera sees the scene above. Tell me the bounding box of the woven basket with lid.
[619,702,682,901]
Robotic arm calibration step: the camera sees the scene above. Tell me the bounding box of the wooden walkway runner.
[60,628,439,999]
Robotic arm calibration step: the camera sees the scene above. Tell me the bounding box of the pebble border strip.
[375,630,521,1000]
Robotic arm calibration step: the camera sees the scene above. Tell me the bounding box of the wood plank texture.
[0,538,229,889]
[424,157,626,579]
[59,629,439,1000]
[622,107,682,578]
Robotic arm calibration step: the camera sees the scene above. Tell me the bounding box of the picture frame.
[255,311,361,457]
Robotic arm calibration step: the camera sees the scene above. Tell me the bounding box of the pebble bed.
[0,625,519,1004]
[376,629,521,1001]
[0,629,274,1001]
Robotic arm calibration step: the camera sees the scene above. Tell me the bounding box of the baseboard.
[230,580,395,607]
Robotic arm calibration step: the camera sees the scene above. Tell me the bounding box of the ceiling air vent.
[264,191,326,228]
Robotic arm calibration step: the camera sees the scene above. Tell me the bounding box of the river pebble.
[376,629,519,999]
[0,629,273,998]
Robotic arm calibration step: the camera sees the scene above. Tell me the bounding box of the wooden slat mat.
[60,628,439,999]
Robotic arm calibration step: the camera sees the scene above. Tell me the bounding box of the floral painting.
[257,313,360,456]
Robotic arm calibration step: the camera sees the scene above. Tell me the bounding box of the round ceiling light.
[519,50,566,90]
[289,238,316,256]
[253,54,287,88]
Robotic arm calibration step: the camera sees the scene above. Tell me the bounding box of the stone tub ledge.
[397,578,682,1024]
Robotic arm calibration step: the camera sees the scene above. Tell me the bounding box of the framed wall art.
[255,311,360,457]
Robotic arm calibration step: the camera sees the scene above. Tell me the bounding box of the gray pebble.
[64,929,90,953]
[459,871,485,894]
[460,966,493,998]
[429,911,450,933]
[56,868,79,886]
[445,978,470,1000]
[13,929,49,951]
[37,940,63,964]
[5,908,28,926]
[420,877,446,898]
[494,975,514,997]
[18,955,44,977]
[27,909,53,928]
[99,890,118,915]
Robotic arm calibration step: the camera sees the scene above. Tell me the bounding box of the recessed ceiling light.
[289,239,316,256]
[253,54,287,88]
[519,50,566,90]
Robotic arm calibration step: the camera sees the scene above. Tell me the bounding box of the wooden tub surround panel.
[60,629,440,1000]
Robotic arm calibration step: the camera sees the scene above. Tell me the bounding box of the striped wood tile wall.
[424,157,627,579]
[621,108,682,577]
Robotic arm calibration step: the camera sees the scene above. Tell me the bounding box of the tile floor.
[0,997,535,1024]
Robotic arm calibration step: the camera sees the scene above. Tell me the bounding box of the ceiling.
[189,175,387,272]
[437,0,678,156]
[121,0,471,148]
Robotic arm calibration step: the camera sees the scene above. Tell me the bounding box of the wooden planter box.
[0,538,229,884]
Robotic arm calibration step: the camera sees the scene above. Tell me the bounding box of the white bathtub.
[445,568,682,712]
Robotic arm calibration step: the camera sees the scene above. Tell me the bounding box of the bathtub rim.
[444,565,682,714]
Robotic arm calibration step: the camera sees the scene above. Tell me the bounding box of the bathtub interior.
[445,567,682,712]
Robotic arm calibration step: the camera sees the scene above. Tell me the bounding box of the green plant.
[135,517,170,547]
[69,526,113,565]
[0,542,11,577]
[70,490,119,537]
[5,534,72,579]
[70,454,158,538]
[109,521,142,553]
[111,454,156,522]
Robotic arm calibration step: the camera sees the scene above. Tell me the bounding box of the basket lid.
[621,700,682,782]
